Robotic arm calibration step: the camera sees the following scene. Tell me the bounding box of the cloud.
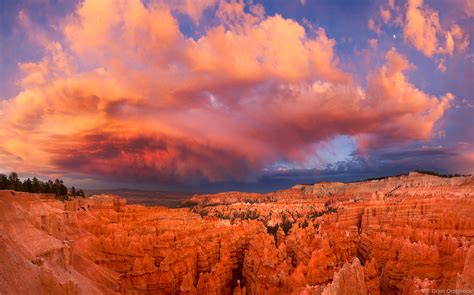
[388,0,395,10]
[404,0,441,57]
[380,7,391,24]
[436,58,447,72]
[369,0,470,71]
[464,0,474,17]
[0,0,454,186]
[263,143,474,187]
[402,0,469,57]
[171,0,218,22]
[357,48,453,149]
[368,18,381,34]
[368,38,378,49]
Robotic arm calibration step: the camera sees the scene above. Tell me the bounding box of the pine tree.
[1,172,85,201]
[23,178,33,193]
[0,174,8,189]
[32,177,40,193]
[8,172,20,190]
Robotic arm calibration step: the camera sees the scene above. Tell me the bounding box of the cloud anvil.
[1,0,471,189]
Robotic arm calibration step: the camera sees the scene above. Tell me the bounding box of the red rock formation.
[322,258,367,295]
[456,246,474,290]
[0,172,473,294]
[306,240,338,285]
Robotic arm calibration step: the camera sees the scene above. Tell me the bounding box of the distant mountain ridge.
[84,188,198,207]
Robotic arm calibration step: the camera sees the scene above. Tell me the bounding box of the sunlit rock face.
[0,172,473,294]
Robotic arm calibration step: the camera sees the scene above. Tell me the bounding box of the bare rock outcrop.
[322,258,367,295]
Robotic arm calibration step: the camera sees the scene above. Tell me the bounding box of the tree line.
[0,172,85,200]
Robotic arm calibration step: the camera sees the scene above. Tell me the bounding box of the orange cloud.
[359,48,453,149]
[404,0,441,57]
[437,58,447,73]
[464,0,474,17]
[402,0,469,58]
[0,0,453,184]
[368,38,378,49]
[380,7,391,24]
[368,18,381,34]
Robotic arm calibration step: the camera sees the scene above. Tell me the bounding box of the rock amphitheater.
[0,171,473,294]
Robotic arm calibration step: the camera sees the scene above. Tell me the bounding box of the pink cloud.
[172,0,218,22]
[394,0,469,59]
[404,0,441,57]
[368,18,381,34]
[369,0,470,74]
[436,58,447,72]
[380,7,391,24]
[368,38,378,49]
[464,0,474,17]
[0,0,454,183]
[359,48,453,149]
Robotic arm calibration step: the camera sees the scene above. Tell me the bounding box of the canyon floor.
[0,171,473,294]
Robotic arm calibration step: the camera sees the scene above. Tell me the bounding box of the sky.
[0,0,473,192]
